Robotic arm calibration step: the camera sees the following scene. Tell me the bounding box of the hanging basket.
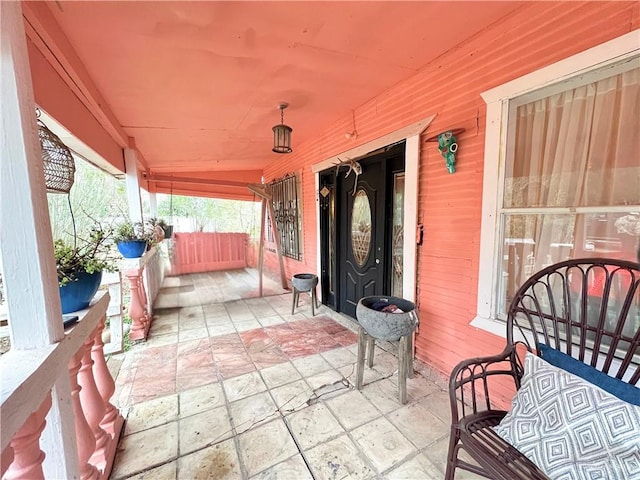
[38,120,75,194]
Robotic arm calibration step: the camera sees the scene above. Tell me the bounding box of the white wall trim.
[476,30,640,326]
[403,134,421,302]
[313,116,435,306]
[311,115,436,174]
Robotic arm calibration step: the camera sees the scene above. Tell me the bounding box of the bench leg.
[355,326,367,390]
[310,288,316,316]
[366,336,375,368]
[398,335,408,404]
[291,289,298,315]
[408,332,414,379]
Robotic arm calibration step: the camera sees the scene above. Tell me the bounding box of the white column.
[1,2,80,477]
[0,0,63,348]
[124,147,143,223]
[403,134,420,302]
[149,192,157,218]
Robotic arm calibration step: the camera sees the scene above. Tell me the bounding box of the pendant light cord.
[67,193,77,249]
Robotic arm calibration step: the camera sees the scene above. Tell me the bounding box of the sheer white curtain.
[500,66,640,311]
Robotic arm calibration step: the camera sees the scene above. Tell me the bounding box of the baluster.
[91,315,119,437]
[138,266,150,333]
[126,269,147,340]
[78,332,110,469]
[69,350,99,480]
[4,394,51,480]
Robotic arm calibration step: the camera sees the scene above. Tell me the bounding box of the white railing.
[0,293,124,479]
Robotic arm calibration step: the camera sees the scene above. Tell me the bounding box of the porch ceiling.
[27,1,521,196]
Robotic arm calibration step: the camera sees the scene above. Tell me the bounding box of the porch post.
[0,1,79,477]
[124,145,143,223]
[149,192,158,218]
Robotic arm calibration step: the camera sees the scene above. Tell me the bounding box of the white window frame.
[471,30,640,337]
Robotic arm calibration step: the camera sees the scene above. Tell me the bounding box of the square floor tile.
[360,377,404,414]
[235,320,262,332]
[177,438,242,479]
[230,391,278,434]
[325,390,381,431]
[257,315,285,327]
[260,362,302,389]
[292,354,332,377]
[237,420,299,477]
[384,454,441,480]
[321,347,358,369]
[351,417,415,472]
[269,379,313,414]
[179,327,209,342]
[286,403,344,450]
[179,382,225,418]
[179,405,233,455]
[124,394,178,435]
[224,371,267,402]
[111,422,178,479]
[249,454,313,480]
[304,368,347,391]
[387,401,449,449]
[208,323,238,336]
[304,434,375,480]
[126,460,177,479]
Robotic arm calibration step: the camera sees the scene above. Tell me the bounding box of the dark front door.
[338,155,387,317]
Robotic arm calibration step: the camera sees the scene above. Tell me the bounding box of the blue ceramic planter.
[117,240,147,258]
[59,270,102,314]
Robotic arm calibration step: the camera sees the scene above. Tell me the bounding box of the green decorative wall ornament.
[426,128,465,174]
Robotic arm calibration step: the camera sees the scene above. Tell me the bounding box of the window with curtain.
[498,65,640,317]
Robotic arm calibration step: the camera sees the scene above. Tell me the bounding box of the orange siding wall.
[263,2,639,406]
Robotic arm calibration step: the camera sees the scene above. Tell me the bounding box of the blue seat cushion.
[537,343,640,406]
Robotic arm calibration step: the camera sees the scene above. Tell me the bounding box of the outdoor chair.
[445,258,640,480]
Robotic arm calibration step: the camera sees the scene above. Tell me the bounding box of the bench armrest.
[448,347,523,424]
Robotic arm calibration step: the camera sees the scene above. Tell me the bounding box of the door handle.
[375,259,380,264]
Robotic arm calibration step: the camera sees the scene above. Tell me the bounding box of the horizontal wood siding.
[264,2,639,407]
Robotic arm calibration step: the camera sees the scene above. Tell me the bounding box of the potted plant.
[114,220,154,258]
[55,226,115,314]
[150,217,173,239]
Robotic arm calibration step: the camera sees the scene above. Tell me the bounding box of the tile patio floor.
[108,272,483,479]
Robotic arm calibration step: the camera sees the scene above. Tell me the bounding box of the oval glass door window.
[351,189,372,266]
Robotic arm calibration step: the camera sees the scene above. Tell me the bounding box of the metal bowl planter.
[59,270,102,314]
[356,296,418,341]
[292,273,318,292]
[116,240,147,258]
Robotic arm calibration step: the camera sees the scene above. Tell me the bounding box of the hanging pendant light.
[272,102,292,154]
[36,109,75,193]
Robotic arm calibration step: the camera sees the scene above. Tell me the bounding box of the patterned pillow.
[494,352,640,480]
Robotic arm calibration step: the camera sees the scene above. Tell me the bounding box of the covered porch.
[107,270,460,479]
[2,0,638,479]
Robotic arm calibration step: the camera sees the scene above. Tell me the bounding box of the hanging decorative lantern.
[272,102,292,154]
[37,112,75,193]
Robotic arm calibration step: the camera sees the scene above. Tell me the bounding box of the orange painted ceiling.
[41,1,521,179]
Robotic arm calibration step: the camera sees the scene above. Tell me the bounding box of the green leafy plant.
[55,226,116,286]
[149,217,168,230]
[114,220,155,244]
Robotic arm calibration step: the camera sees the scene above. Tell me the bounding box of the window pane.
[499,212,640,316]
[505,67,640,208]
[351,189,372,266]
[391,173,405,297]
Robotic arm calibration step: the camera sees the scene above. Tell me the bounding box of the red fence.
[171,232,249,275]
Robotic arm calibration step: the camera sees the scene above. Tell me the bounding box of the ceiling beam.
[145,174,250,188]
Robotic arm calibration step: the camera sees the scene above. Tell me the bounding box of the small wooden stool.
[355,326,414,404]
